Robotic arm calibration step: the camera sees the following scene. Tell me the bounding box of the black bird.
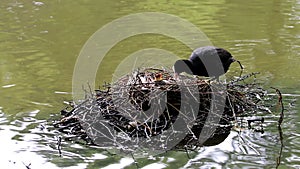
[173,46,236,79]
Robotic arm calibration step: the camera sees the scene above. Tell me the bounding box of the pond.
[0,0,299,168]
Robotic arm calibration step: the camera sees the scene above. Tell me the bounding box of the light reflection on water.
[0,97,295,168]
[0,0,299,168]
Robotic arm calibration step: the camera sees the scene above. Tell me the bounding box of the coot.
[173,46,236,78]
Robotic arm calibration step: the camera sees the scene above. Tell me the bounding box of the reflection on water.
[0,105,293,168]
[0,0,299,168]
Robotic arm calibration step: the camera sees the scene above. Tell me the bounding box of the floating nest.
[54,68,274,155]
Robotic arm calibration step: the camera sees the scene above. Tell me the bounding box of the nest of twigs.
[54,68,270,154]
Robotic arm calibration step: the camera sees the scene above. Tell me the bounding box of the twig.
[227,72,260,86]
[275,125,284,169]
[236,60,244,77]
[131,153,140,169]
[271,87,284,168]
[185,147,192,159]
[22,162,31,169]
[271,87,284,126]
[57,136,62,157]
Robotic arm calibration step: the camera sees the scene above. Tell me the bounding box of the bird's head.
[173,59,193,79]
[227,57,236,65]
[216,48,237,72]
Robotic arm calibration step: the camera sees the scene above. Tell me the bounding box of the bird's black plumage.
[173,46,235,78]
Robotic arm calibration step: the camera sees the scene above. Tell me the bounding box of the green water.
[0,0,299,168]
